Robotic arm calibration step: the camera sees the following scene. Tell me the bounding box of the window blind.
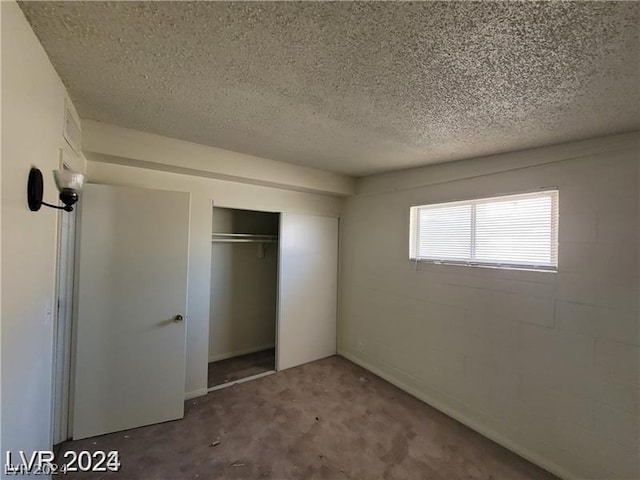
[410,190,558,271]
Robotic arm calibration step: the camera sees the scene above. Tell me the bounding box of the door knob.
[173,314,184,323]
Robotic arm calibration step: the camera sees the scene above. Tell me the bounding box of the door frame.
[50,152,79,446]
[206,202,281,392]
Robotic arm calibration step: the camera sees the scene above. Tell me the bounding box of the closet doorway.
[208,207,279,389]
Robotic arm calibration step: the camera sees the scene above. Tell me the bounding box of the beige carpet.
[58,356,557,479]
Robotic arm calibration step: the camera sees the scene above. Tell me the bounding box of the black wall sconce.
[27,167,85,212]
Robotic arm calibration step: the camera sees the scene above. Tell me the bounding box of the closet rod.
[211,233,278,243]
[211,238,278,243]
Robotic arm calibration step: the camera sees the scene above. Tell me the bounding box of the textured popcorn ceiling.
[19,1,640,177]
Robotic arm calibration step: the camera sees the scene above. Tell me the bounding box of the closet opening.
[208,207,279,390]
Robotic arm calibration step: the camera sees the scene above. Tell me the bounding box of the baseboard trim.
[339,350,574,480]
[209,344,275,363]
[184,388,208,401]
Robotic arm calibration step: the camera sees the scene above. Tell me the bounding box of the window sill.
[409,258,557,273]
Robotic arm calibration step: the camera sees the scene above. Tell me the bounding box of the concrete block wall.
[338,133,639,479]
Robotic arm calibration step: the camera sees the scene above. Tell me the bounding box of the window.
[409,190,558,271]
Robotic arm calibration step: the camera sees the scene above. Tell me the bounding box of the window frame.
[409,189,559,272]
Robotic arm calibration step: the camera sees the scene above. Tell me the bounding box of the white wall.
[1,0,86,464]
[209,208,278,362]
[338,132,639,479]
[209,243,277,361]
[86,160,342,399]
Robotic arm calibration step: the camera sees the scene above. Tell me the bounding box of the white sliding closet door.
[277,214,338,370]
[72,184,190,439]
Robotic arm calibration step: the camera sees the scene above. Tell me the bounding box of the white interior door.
[72,184,190,440]
[277,214,338,370]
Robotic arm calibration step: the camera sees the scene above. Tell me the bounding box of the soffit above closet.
[19,1,640,177]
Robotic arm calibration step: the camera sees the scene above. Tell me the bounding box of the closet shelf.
[211,233,278,243]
